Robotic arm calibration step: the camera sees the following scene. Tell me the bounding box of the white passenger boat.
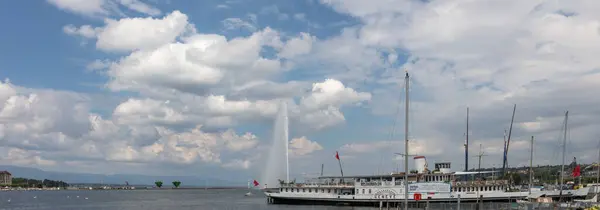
[264,167,591,206]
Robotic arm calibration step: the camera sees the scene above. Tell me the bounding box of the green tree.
[509,173,522,185]
[155,181,163,188]
[172,181,181,188]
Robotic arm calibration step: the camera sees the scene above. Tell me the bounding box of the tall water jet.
[262,101,289,188]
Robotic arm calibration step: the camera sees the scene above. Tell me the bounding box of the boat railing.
[279,183,355,188]
[452,180,507,186]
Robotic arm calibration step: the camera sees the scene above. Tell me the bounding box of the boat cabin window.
[321,189,324,193]
[369,189,372,194]
[328,189,331,193]
[362,189,365,194]
[303,189,305,192]
[309,189,312,193]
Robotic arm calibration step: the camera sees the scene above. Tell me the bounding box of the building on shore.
[0,171,12,186]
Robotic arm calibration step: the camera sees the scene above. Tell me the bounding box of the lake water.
[0,189,376,210]
[0,189,521,210]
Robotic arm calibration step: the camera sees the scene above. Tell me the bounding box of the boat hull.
[265,188,591,206]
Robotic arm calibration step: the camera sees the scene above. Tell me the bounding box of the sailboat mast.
[560,111,568,199]
[502,104,516,176]
[529,136,534,195]
[403,72,409,210]
[597,140,599,184]
[465,107,469,172]
[321,164,324,177]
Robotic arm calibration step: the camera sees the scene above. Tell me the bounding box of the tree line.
[3,177,69,188]
[154,180,181,188]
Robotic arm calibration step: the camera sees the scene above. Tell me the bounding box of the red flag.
[253,180,259,186]
[335,151,340,160]
[572,165,581,177]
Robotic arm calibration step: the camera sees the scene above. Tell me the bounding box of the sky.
[1,0,600,185]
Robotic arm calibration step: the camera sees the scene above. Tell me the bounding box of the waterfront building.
[0,171,12,185]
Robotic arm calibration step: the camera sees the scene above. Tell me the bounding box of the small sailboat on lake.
[245,180,260,196]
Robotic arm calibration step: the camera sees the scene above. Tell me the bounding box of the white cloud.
[289,136,323,156]
[0,148,56,166]
[0,81,266,172]
[300,79,371,111]
[113,98,185,125]
[278,33,314,59]
[47,0,108,17]
[104,27,282,94]
[295,105,345,130]
[63,11,192,52]
[97,10,193,51]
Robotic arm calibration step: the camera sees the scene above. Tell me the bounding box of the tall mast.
[560,111,568,200]
[465,107,469,172]
[502,129,507,175]
[502,104,516,176]
[474,144,486,198]
[321,164,324,177]
[597,140,599,184]
[529,136,534,195]
[403,71,409,210]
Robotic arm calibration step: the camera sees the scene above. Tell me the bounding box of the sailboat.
[245,180,259,196]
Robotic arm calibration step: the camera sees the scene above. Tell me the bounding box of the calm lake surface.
[0,189,518,210]
[0,189,376,210]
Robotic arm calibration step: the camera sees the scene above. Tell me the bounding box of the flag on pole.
[253,180,259,186]
[335,151,340,160]
[572,165,581,177]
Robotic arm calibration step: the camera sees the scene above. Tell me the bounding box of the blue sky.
[1,0,600,186]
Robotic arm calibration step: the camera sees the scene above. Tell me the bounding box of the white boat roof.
[454,171,498,175]
[317,171,498,179]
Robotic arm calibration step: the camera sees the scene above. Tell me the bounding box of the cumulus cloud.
[0,80,264,172]
[300,79,371,110]
[289,136,323,156]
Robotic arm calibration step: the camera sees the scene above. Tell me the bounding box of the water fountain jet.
[262,101,289,188]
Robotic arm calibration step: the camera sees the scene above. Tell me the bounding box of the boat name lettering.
[373,194,396,199]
